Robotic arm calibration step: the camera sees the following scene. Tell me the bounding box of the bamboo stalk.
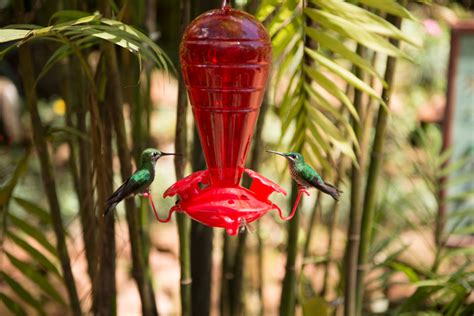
[230,95,270,315]
[175,0,192,315]
[86,51,117,316]
[104,43,159,315]
[302,190,322,262]
[321,158,347,298]
[18,42,83,316]
[64,56,98,284]
[189,124,212,316]
[187,2,216,312]
[279,181,301,315]
[97,79,116,316]
[190,220,212,316]
[355,10,404,316]
[220,232,232,315]
[280,2,316,313]
[256,220,265,316]
[343,43,368,316]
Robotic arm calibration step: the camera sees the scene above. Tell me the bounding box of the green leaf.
[256,0,281,22]
[0,271,46,315]
[0,29,30,43]
[7,230,61,277]
[357,0,416,20]
[0,293,27,316]
[305,8,409,59]
[304,66,359,121]
[46,126,90,141]
[5,252,66,305]
[304,83,358,146]
[49,10,91,25]
[302,296,329,316]
[8,214,57,256]
[274,40,303,90]
[305,28,385,83]
[306,113,331,154]
[281,95,304,136]
[305,137,333,173]
[267,1,299,37]
[101,19,173,72]
[50,14,101,31]
[0,149,30,206]
[2,24,42,30]
[35,36,98,86]
[13,197,52,224]
[313,0,419,46]
[390,261,420,282]
[305,47,383,103]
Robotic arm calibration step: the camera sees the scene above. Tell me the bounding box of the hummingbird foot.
[142,188,151,197]
[300,188,311,196]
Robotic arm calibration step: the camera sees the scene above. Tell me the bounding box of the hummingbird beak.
[266,150,287,158]
[160,152,178,156]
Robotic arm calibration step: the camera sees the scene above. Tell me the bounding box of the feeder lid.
[182,6,270,42]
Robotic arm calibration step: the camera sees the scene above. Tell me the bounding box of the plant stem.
[175,0,192,315]
[231,95,270,315]
[355,11,404,316]
[19,43,82,316]
[343,43,367,316]
[279,181,301,316]
[256,220,265,316]
[105,42,159,315]
[94,53,117,316]
[280,2,315,313]
[302,191,322,262]
[321,158,347,298]
[190,123,212,316]
[220,233,233,315]
[65,56,98,285]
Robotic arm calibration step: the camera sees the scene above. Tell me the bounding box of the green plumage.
[104,148,176,215]
[268,150,342,201]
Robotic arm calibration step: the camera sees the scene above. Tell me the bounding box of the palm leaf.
[258,0,414,174]
[5,252,66,305]
[0,293,28,316]
[0,271,46,316]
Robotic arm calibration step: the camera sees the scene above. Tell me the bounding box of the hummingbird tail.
[321,182,343,201]
[104,201,118,216]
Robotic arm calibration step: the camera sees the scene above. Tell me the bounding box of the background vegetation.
[0,0,472,315]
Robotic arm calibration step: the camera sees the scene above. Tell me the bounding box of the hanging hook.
[143,192,174,223]
[275,188,310,221]
[221,0,231,9]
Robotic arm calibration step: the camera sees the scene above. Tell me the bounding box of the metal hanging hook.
[221,0,230,9]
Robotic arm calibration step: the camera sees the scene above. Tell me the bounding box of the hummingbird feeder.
[155,1,306,235]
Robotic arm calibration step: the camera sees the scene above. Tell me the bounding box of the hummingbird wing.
[303,166,342,201]
[105,169,151,215]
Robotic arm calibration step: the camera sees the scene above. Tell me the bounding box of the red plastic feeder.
[162,3,291,235]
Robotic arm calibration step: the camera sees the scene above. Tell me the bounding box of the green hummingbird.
[267,150,342,201]
[105,148,176,215]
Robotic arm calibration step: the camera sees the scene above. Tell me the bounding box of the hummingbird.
[267,150,342,201]
[105,148,176,215]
